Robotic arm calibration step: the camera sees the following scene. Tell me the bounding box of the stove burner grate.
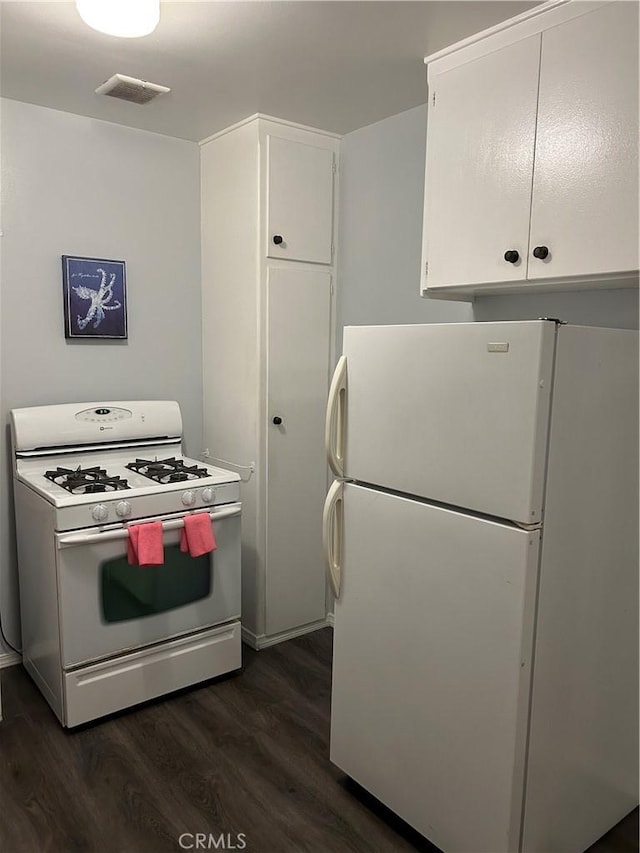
[44,466,130,495]
[126,457,210,484]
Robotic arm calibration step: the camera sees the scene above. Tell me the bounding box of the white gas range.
[11,400,242,727]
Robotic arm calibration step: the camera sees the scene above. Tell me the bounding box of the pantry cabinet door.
[265,266,331,636]
[266,136,334,265]
[422,35,540,289]
[529,2,639,281]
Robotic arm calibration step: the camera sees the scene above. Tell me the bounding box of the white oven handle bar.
[56,504,241,549]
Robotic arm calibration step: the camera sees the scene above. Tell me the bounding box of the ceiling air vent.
[95,74,170,105]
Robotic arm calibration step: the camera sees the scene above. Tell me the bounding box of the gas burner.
[44,466,130,495]
[126,457,210,484]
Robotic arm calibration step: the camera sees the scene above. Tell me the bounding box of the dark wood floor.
[0,629,637,853]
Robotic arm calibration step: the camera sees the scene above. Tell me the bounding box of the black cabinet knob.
[504,250,519,264]
[533,246,549,260]
[272,416,283,425]
[272,235,283,245]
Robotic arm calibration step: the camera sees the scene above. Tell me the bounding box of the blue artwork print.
[62,256,127,339]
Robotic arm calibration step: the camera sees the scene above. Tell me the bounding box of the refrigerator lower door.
[330,483,540,853]
[341,320,555,524]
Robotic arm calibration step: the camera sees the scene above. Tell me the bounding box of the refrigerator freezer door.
[330,483,540,853]
[341,321,555,523]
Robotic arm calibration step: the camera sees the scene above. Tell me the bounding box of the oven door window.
[101,543,211,623]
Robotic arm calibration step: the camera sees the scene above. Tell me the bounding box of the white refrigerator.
[323,321,638,853]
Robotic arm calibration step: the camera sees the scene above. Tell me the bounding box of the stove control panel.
[75,406,132,423]
[56,480,241,533]
[92,504,109,522]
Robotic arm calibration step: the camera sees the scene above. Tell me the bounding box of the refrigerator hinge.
[513,520,542,532]
[538,317,567,325]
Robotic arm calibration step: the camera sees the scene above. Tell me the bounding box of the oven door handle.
[56,504,241,549]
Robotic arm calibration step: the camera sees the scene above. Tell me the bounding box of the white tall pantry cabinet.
[200,115,340,648]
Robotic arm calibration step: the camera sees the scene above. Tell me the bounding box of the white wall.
[0,99,202,655]
[338,103,639,339]
[474,288,638,329]
[337,104,473,336]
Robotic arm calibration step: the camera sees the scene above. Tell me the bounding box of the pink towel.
[127,522,164,566]
[180,513,217,558]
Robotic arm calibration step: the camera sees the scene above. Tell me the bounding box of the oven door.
[55,504,241,668]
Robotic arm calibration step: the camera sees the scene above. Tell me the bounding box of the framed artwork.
[62,255,127,339]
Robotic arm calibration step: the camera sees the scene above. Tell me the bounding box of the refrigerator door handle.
[323,479,344,598]
[325,356,347,477]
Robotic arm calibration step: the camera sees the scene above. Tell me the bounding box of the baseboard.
[241,627,261,650]
[242,617,331,651]
[0,651,21,670]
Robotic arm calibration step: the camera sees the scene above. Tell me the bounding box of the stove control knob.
[182,490,196,507]
[92,504,109,523]
[115,500,132,518]
[202,487,216,505]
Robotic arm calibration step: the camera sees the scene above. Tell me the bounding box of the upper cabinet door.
[423,35,541,288]
[529,2,639,280]
[266,135,334,265]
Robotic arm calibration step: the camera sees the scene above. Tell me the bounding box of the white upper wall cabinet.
[422,36,540,288]
[267,135,335,264]
[528,2,639,281]
[421,0,639,300]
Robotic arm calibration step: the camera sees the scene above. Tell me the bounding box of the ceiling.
[1,1,538,142]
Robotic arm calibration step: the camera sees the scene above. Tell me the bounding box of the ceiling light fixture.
[76,0,160,38]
